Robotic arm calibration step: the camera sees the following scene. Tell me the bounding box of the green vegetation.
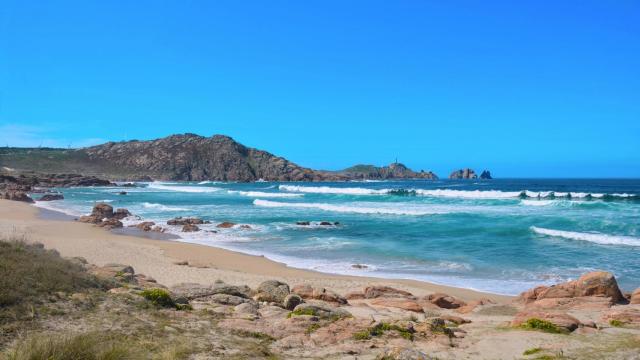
[353,322,413,341]
[140,288,175,308]
[520,318,566,334]
[523,347,543,355]
[306,323,321,334]
[287,307,318,318]
[0,236,108,323]
[609,319,625,327]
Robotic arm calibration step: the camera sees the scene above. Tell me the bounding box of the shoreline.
[0,199,510,302]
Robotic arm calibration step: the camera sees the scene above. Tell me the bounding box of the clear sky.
[1,1,638,177]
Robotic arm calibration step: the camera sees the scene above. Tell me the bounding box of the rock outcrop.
[479,170,492,179]
[517,271,626,305]
[340,163,438,180]
[449,168,477,179]
[38,194,64,201]
[78,203,131,229]
[291,284,348,304]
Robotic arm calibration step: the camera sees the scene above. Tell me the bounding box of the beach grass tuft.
[140,288,175,308]
[523,347,543,355]
[6,332,140,360]
[520,318,567,334]
[353,322,413,341]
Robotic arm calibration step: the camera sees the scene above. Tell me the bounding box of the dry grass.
[0,235,109,324]
[6,332,139,360]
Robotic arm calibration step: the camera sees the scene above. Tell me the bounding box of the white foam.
[531,226,640,247]
[147,182,221,193]
[32,201,84,217]
[521,200,555,206]
[279,185,387,195]
[253,199,445,215]
[228,190,304,198]
[141,202,189,211]
[414,189,523,199]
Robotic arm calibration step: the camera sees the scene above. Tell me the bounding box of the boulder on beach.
[283,294,303,310]
[427,293,466,309]
[92,203,114,219]
[78,203,132,229]
[517,271,625,305]
[630,288,640,304]
[256,280,290,304]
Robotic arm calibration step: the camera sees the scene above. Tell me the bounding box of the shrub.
[523,347,543,355]
[305,323,321,334]
[140,288,175,308]
[287,307,318,318]
[520,318,566,334]
[609,319,625,327]
[353,322,413,341]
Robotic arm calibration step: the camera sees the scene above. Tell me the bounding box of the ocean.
[34,179,640,295]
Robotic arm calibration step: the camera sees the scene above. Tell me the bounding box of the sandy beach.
[0,199,509,303]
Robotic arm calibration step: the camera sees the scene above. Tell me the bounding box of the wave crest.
[531,226,640,247]
[147,182,221,193]
[253,199,443,215]
[229,190,304,198]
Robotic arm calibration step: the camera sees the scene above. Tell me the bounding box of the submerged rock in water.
[216,221,236,228]
[182,224,200,232]
[167,217,209,225]
[38,193,64,201]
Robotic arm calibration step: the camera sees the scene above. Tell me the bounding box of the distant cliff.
[0,134,439,182]
[340,163,438,180]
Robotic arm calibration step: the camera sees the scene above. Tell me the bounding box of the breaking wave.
[279,185,387,195]
[253,199,445,215]
[228,190,303,198]
[141,202,189,211]
[147,182,221,193]
[531,226,640,247]
[279,185,637,201]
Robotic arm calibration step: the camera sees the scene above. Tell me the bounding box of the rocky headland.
[1,134,447,182]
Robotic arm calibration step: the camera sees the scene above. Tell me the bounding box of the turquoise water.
[35,179,640,295]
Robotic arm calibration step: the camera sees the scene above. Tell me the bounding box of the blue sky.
[1,1,639,177]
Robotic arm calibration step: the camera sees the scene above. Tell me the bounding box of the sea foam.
[229,190,304,198]
[531,226,640,247]
[279,185,387,195]
[147,182,221,193]
[141,202,189,211]
[253,199,444,215]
